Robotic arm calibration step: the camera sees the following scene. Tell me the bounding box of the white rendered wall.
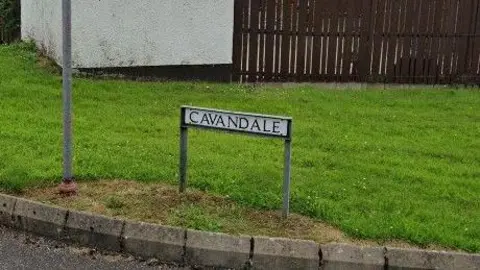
[21,0,63,65]
[21,0,234,68]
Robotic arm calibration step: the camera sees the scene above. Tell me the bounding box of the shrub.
[0,0,20,44]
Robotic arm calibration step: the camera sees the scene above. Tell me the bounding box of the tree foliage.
[0,0,20,44]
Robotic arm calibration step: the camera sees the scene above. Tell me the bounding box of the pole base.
[58,180,78,195]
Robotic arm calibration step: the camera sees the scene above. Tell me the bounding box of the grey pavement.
[0,226,191,270]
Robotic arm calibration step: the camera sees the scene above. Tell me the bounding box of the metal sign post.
[283,135,292,217]
[59,0,77,194]
[179,106,293,218]
[179,108,189,193]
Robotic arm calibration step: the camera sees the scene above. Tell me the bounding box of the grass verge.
[0,43,479,251]
[24,179,441,251]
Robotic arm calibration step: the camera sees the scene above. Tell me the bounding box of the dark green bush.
[0,0,20,44]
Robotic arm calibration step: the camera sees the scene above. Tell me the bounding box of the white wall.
[21,0,234,68]
[21,0,63,65]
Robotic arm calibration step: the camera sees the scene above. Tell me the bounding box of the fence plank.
[240,0,250,82]
[465,0,480,77]
[263,0,276,81]
[471,1,480,82]
[441,0,458,83]
[257,0,267,82]
[427,0,442,84]
[427,0,437,83]
[296,0,308,81]
[358,0,374,81]
[311,0,324,80]
[291,0,298,79]
[371,0,385,82]
[385,0,400,83]
[274,0,283,80]
[247,0,261,82]
[444,0,456,84]
[435,0,447,83]
[383,0,391,79]
[408,0,421,83]
[394,0,404,82]
[352,0,363,81]
[421,0,432,84]
[280,0,293,81]
[457,0,476,81]
[341,0,355,81]
[398,0,412,83]
[412,0,428,83]
[326,0,340,81]
[321,0,331,77]
[233,0,244,81]
[304,0,316,80]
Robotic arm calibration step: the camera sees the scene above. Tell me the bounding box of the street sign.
[179,106,293,217]
[183,106,291,138]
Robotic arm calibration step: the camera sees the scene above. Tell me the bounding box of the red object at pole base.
[58,180,78,195]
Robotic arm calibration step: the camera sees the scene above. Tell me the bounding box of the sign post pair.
[179,106,293,218]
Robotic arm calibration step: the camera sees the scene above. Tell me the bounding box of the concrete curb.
[0,194,478,270]
[320,243,384,269]
[13,197,67,240]
[123,221,185,264]
[386,247,480,270]
[186,229,251,268]
[253,236,320,269]
[65,210,124,252]
[0,194,16,227]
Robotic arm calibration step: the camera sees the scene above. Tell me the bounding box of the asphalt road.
[0,226,191,270]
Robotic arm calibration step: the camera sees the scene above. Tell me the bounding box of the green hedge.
[0,0,20,44]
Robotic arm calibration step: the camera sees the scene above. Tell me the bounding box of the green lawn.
[1,43,479,252]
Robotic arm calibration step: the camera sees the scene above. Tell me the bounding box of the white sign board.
[182,106,291,138]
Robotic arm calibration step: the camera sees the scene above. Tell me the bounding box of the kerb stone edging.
[386,247,480,270]
[123,221,185,264]
[186,229,251,268]
[65,209,124,252]
[13,196,67,240]
[253,236,320,269]
[0,194,479,270]
[0,193,16,227]
[320,243,385,269]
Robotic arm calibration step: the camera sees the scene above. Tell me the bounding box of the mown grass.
[0,43,479,251]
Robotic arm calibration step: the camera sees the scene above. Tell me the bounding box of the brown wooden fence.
[233,0,480,84]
